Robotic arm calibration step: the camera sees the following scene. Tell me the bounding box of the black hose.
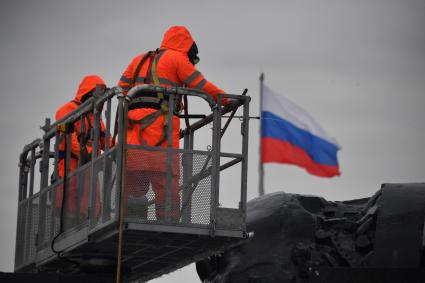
[50,132,80,267]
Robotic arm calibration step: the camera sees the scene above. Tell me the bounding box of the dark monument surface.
[196,183,425,283]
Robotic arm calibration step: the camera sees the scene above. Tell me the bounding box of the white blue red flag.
[261,85,341,177]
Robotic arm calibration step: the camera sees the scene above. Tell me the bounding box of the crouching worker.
[118,26,227,221]
[55,75,109,225]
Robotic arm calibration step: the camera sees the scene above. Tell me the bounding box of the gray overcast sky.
[1,0,424,282]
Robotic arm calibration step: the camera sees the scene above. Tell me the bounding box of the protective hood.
[75,75,106,102]
[160,26,194,53]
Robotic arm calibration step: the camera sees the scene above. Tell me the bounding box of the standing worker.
[55,75,108,222]
[118,26,227,220]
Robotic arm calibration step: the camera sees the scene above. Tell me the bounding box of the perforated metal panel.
[14,201,27,268]
[15,194,40,270]
[37,184,60,250]
[37,164,94,252]
[90,148,118,229]
[27,196,39,262]
[124,148,213,226]
[59,165,92,231]
[38,189,49,249]
[52,187,61,245]
[186,152,212,225]
[43,192,53,247]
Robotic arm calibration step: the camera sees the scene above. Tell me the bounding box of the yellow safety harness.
[127,49,180,146]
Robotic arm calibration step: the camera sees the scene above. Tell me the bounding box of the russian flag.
[261,85,341,177]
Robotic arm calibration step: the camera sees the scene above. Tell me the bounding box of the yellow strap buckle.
[57,123,74,133]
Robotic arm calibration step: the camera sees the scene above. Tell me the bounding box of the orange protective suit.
[55,75,107,219]
[118,26,226,219]
[118,25,226,148]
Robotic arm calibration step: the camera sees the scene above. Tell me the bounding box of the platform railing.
[15,85,250,272]
[119,85,250,236]
[15,86,120,269]
[15,139,42,270]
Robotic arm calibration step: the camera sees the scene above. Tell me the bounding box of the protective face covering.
[188,42,200,65]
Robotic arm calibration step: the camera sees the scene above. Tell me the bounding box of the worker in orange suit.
[118,26,227,221]
[55,75,109,222]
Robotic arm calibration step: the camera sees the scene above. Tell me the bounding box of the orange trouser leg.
[149,173,180,220]
[80,170,102,219]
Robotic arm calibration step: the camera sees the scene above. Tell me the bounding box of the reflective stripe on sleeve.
[128,76,178,86]
[119,76,132,84]
[194,79,206,90]
[184,70,201,85]
[159,77,179,87]
[135,76,146,83]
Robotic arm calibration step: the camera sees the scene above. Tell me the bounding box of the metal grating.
[14,200,27,268]
[15,194,40,269]
[44,183,62,248]
[90,148,117,230]
[37,185,58,249]
[43,189,54,249]
[186,152,212,225]
[90,155,105,229]
[59,165,92,231]
[27,196,39,263]
[38,163,94,249]
[52,185,61,245]
[124,148,212,226]
[38,189,48,248]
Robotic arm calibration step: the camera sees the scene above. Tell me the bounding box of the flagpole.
[258,73,265,196]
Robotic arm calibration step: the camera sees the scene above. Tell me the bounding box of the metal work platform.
[15,85,251,282]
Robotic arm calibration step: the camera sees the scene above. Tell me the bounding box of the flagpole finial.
[260,72,264,81]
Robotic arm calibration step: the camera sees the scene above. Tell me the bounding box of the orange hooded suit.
[55,75,107,218]
[118,26,226,219]
[119,25,225,148]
